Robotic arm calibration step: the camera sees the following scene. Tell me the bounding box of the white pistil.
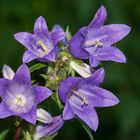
[72,90,88,106]
[84,39,103,47]
[14,95,26,107]
[36,40,50,56]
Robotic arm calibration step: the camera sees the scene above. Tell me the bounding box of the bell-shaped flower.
[58,68,119,131]
[34,111,64,140]
[69,5,131,67]
[14,16,65,63]
[0,64,52,124]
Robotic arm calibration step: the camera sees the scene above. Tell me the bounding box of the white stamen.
[84,39,103,47]
[72,90,88,106]
[14,95,26,107]
[36,40,50,56]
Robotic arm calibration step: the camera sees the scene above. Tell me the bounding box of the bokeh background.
[0,0,140,140]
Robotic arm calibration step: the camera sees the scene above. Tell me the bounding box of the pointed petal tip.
[113,96,120,106]
[14,64,31,84]
[115,48,126,63]
[89,4,107,28]
[19,64,28,69]
[14,32,25,39]
[106,93,120,107]
[13,32,20,40]
[36,16,45,21]
[22,50,37,64]
[100,5,106,11]
[97,67,105,75]
[123,24,131,36]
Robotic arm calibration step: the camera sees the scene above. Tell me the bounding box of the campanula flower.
[69,5,131,67]
[58,68,119,131]
[34,113,64,140]
[14,16,65,63]
[0,64,52,124]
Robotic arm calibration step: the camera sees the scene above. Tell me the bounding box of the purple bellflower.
[0,64,52,124]
[58,68,119,131]
[34,109,64,140]
[14,16,65,63]
[69,5,131,67]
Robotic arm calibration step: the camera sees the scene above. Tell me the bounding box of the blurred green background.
[0,0,140,140]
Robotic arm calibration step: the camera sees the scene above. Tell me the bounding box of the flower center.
[72,90,88,106]
[84,39,103,48]
[14,95,26,107]
[36,40,50,57]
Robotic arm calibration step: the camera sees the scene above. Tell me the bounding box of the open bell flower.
[58,68,119,131]
[14,16,66,63]
[34,111,64,140]
[0,64,52,124]
[69,5,131,67]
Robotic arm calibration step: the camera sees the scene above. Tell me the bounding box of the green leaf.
[78,119,94,140]
[30,63,46,73]
[0,129,9,140]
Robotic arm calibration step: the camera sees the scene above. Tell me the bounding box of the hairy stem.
[13,121,26,140]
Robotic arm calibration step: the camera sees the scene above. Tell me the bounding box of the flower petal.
[13,64,31,85]
[3,65,15,80]
[69,100,99,131]
[97,46,126,63]
[22,50,37,63]
[82,68,105,85]
[34,16,49,35]
[20,107,36,125]
[88,53,101,67]
[0,102,13,118]
[78,85,119,107]
[14,32,34,50]
[62,101,74,120]
[34,115,64,139]
[58,77,81,103]
[0,79,9,97]
[89,55,101,67]
[51,31,66,45]
[85,24,131,46]
[34,86,52,104]
[43,47,58,62]
[69,27,89,59]
[37,108,53,123]
[89,5,107,28]
[51,25,64,32]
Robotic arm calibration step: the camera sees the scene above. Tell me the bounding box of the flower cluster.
[0,5,130,140]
